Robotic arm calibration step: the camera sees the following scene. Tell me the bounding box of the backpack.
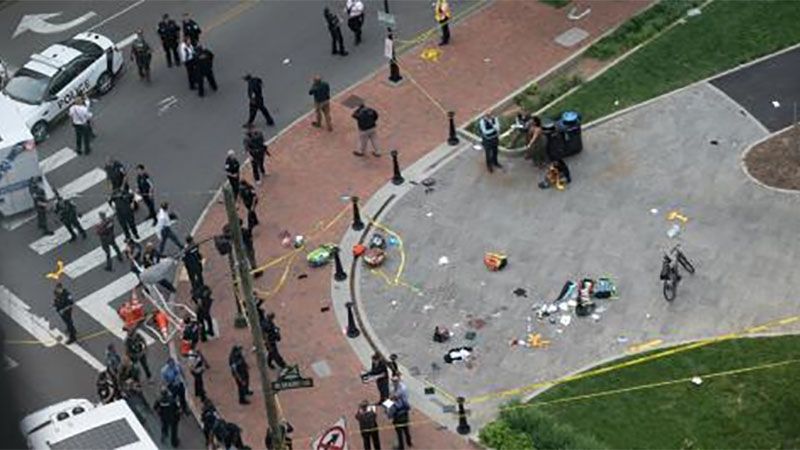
[594,277,617,299]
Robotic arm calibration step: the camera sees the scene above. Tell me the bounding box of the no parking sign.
[311,417,348,450]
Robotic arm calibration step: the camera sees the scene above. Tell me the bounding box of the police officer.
[192,284,215,340]
[161,358,188,414]
[356,400,381,450]
[53,283,77,344]
[195,45,217,98]
[239,180,258,230]
[182,235,205,291]
[262,312,287,370]
[244,124,270,184]
[157,14,181,67]
[479,113,502,173]
[187,349,209,399]
[130,29,152,82]
[179,36,197,90]
[55,194,86,241]
[229,344,252,404]
[135,164,157,226]
[153,386,181,447]
[182,13,202,46]
[243,74,275,127]
[125,329,152,380]
[323,7,348,56]
[104,157,127,192]
[28,178,52,236]
[109,188,139,241]
[97,211,124,271]
[224,149,241,200]
[200,399,221,447]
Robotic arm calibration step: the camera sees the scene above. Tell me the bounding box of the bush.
[514,75,583,117]
[480,421,535,450]
[586,0,704,61]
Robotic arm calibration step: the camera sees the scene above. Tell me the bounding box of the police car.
[0,32,124,143]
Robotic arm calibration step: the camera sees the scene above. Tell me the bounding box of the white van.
[20,399,158,450]
[0,102,40,216]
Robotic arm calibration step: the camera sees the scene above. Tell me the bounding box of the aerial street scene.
[1,0,800,449]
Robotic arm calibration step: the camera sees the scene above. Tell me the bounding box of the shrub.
[480,421,535,450]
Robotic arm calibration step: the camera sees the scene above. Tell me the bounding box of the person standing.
[239,180,259,230]
[187,349,209,399]
[265,421,294,450]
[229,344,253,405]
[363,352,390,401]
[130,29,152,82]
[182,235,204,292]
[351,102,381,157]
[161,358,188,414]
[224,150,241,200]
[156,202,183,255]
[308,75,333,131]
[182,13,202,46]
[153,386,181,447]
[524,115,547,167]
[109,188,139,241]
[243,125,270,184]
[434,0,452,46]
[262,312,287,370]
[479,113,502,173]
[387,392,412,449]
[105,343,122,374]
[195,45,217,98]
[135,165,157,226]
[125,329,152,380]
[243,74,275,127]
[97,211,124,271]
[356,400,381,450]
[28,179,52,236]
[192,284,215,340]
[390,374,409,405]
[324,7,348,56]
[53,283,77,344]
[345,0,365,45]
[104,157,127,192]
[179,36,197,90]
[68,98,92,155]
[157,14,181,67]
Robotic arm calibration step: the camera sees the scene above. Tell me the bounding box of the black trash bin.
[542,119,565,161]
[559,111,583,157]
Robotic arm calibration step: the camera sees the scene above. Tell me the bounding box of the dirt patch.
[745,126,800,191]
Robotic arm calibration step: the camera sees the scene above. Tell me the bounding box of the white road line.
[115,33,138,49]
[65,342,106,372]
[58,168,106,199]
[87,0,147,32]
[29,203,115,255]
[63,220,157,279]
[76,273,154,345]
[4,355,18,371]
[39,147,78,174]
[0,285,60,347]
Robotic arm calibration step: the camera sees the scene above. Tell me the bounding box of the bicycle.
[661,245,695,301]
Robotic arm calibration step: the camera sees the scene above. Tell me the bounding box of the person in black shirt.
[157,14,181,67]
[182,235,204,291]
[109,188,139,240]
[104,157,127,192]
[97,211,124,271]
[363,352,390,401]
[53,283,77,344]
[153,386,181,447]
[324,7,348,56]
[243,74,275,127]
[125,329,152,379]
[28,179,52,236]
[193,285,215,340]
[195,45,217,98]
[229,345,252,404]
[55,194,86,241]
[243,125,270,184]
[239,180,259,230]
[182,13,202,46]
[130,29,152,82]
[135,164,157,226]
[309,75,333,131]
[352,102,381,157]
[262,312,287,370]
[356,400,381,450]
[224,150,241,200]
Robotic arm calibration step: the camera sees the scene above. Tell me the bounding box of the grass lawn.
[545,1,800,123]
[481,335,800,449]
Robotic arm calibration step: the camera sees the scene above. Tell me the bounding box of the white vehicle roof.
[21,399,158,450]
[28,44,82,72]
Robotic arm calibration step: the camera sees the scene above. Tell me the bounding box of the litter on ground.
[438,256,450,266]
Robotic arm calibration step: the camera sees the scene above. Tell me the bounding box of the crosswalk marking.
[76,273,154,345]
[39,147,78,174]
[29,204,115,255]
[0,285,60,347]
[63,220,157,279]
[4,355,18,371]
[58,168,106,199]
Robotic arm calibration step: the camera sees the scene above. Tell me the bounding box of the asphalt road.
[0,0,478,443]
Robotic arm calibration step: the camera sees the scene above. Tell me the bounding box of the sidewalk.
[177,1,649,448]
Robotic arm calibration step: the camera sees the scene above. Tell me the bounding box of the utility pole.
[222,184,284,449]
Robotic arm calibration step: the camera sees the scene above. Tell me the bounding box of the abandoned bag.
[484,252,507,271]
[363,248,385,267]
[594,277,617,299]
[369,233,386,249]
[307,244,336,267]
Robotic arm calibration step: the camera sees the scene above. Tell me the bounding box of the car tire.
[96,71,113,96]
[31,121,48,143]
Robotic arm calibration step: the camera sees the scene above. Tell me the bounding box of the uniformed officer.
[125,329,152,380]
[109,188,139,241]
[244,125,271,184]
[187,349,209,399]
[135,164,157,226]
[323,7,348,56]
[262,312,287,370]
[192,284,215,341]
[130,29,152,82]
[194,45,217,98]
[104,157,127,192]
[434,0,452,46]
[97,211,124,271]
[224,150,241,200]
[182,13,202,46]
[239,180,259,230]
[157,14,181,67]
[228,344,252,404]
[153,386,181,447]
[182,235,204,291]
[161,358,188,414]
[53,283,77,344]
[55,194,86,241]
[243,74,275,127]
[28,178,52,236]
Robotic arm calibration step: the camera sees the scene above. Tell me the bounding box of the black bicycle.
[661,245,695,301]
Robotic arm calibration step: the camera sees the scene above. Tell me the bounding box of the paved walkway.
[176,1,648,448]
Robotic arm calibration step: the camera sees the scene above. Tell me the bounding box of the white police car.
[0,32,124,143]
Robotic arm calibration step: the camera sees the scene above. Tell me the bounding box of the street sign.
[311,417,348,450]
[384,37,394,59]
[377,11,396,27]
[271,365,314,391]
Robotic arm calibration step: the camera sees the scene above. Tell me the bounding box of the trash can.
[542,118,565,161]
[559,110,583,157]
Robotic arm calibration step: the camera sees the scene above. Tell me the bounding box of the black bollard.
[456,397,471,435]
[351,196,365,231]
[333,246,348,282]
[345,302,361,338]
[447,111,460,146]
[390,150,405,185]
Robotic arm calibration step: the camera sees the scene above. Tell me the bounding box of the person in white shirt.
[156,201,184,255]
[345,0,365,45]
[179,36,197,91]
[68,98,93,155]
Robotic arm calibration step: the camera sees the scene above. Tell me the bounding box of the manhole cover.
[555,27,589,48]
[341,94,364,108]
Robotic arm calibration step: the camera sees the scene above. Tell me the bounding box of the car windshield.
[62,39,103,57]
[3,68,49,104]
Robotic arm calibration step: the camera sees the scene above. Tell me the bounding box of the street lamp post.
[384,0,402,83]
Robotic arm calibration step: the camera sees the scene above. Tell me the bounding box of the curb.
[738,124,800,196]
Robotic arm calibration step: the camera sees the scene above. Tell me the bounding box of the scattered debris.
[339,194,351,202]
[425,211,434,218]
[483,57,491,63]
[513,288,528,298]
[467,318,486,329]
[387,236,399,247]
[617,336,628,343]
[279,230,292,248]
[282,58,291,65]
[591,313,601,321]
[691,376,703,385]
[490,310,502,319]
[465,331,477,341]
[297,273,308,280]
[650,208,659,215]
[559,315,572,327]
[444,346,473,363]
[484,252,508,271]
[438,256,450,266]
[645,313,652,319]
[424,387,435,395]
[667,210,689,223]
[390,300,398,307]
[320,306,330,312]
[422,304,435,313]
[293,235,305,248]
[614,99,620,106]
[772,100,781,108]
[433,326,451,343]
[421,178,436,187]
[667,223,681,238]
[709,139,719,146]
[363,248,386,267]
[686,7,701,17]
[307,243,335,266]
[472,144,483,152]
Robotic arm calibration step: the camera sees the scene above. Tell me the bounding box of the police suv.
[0,32,124,143]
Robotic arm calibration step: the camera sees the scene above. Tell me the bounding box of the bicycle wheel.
[663,279,676,302]
[678,252,695,274]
